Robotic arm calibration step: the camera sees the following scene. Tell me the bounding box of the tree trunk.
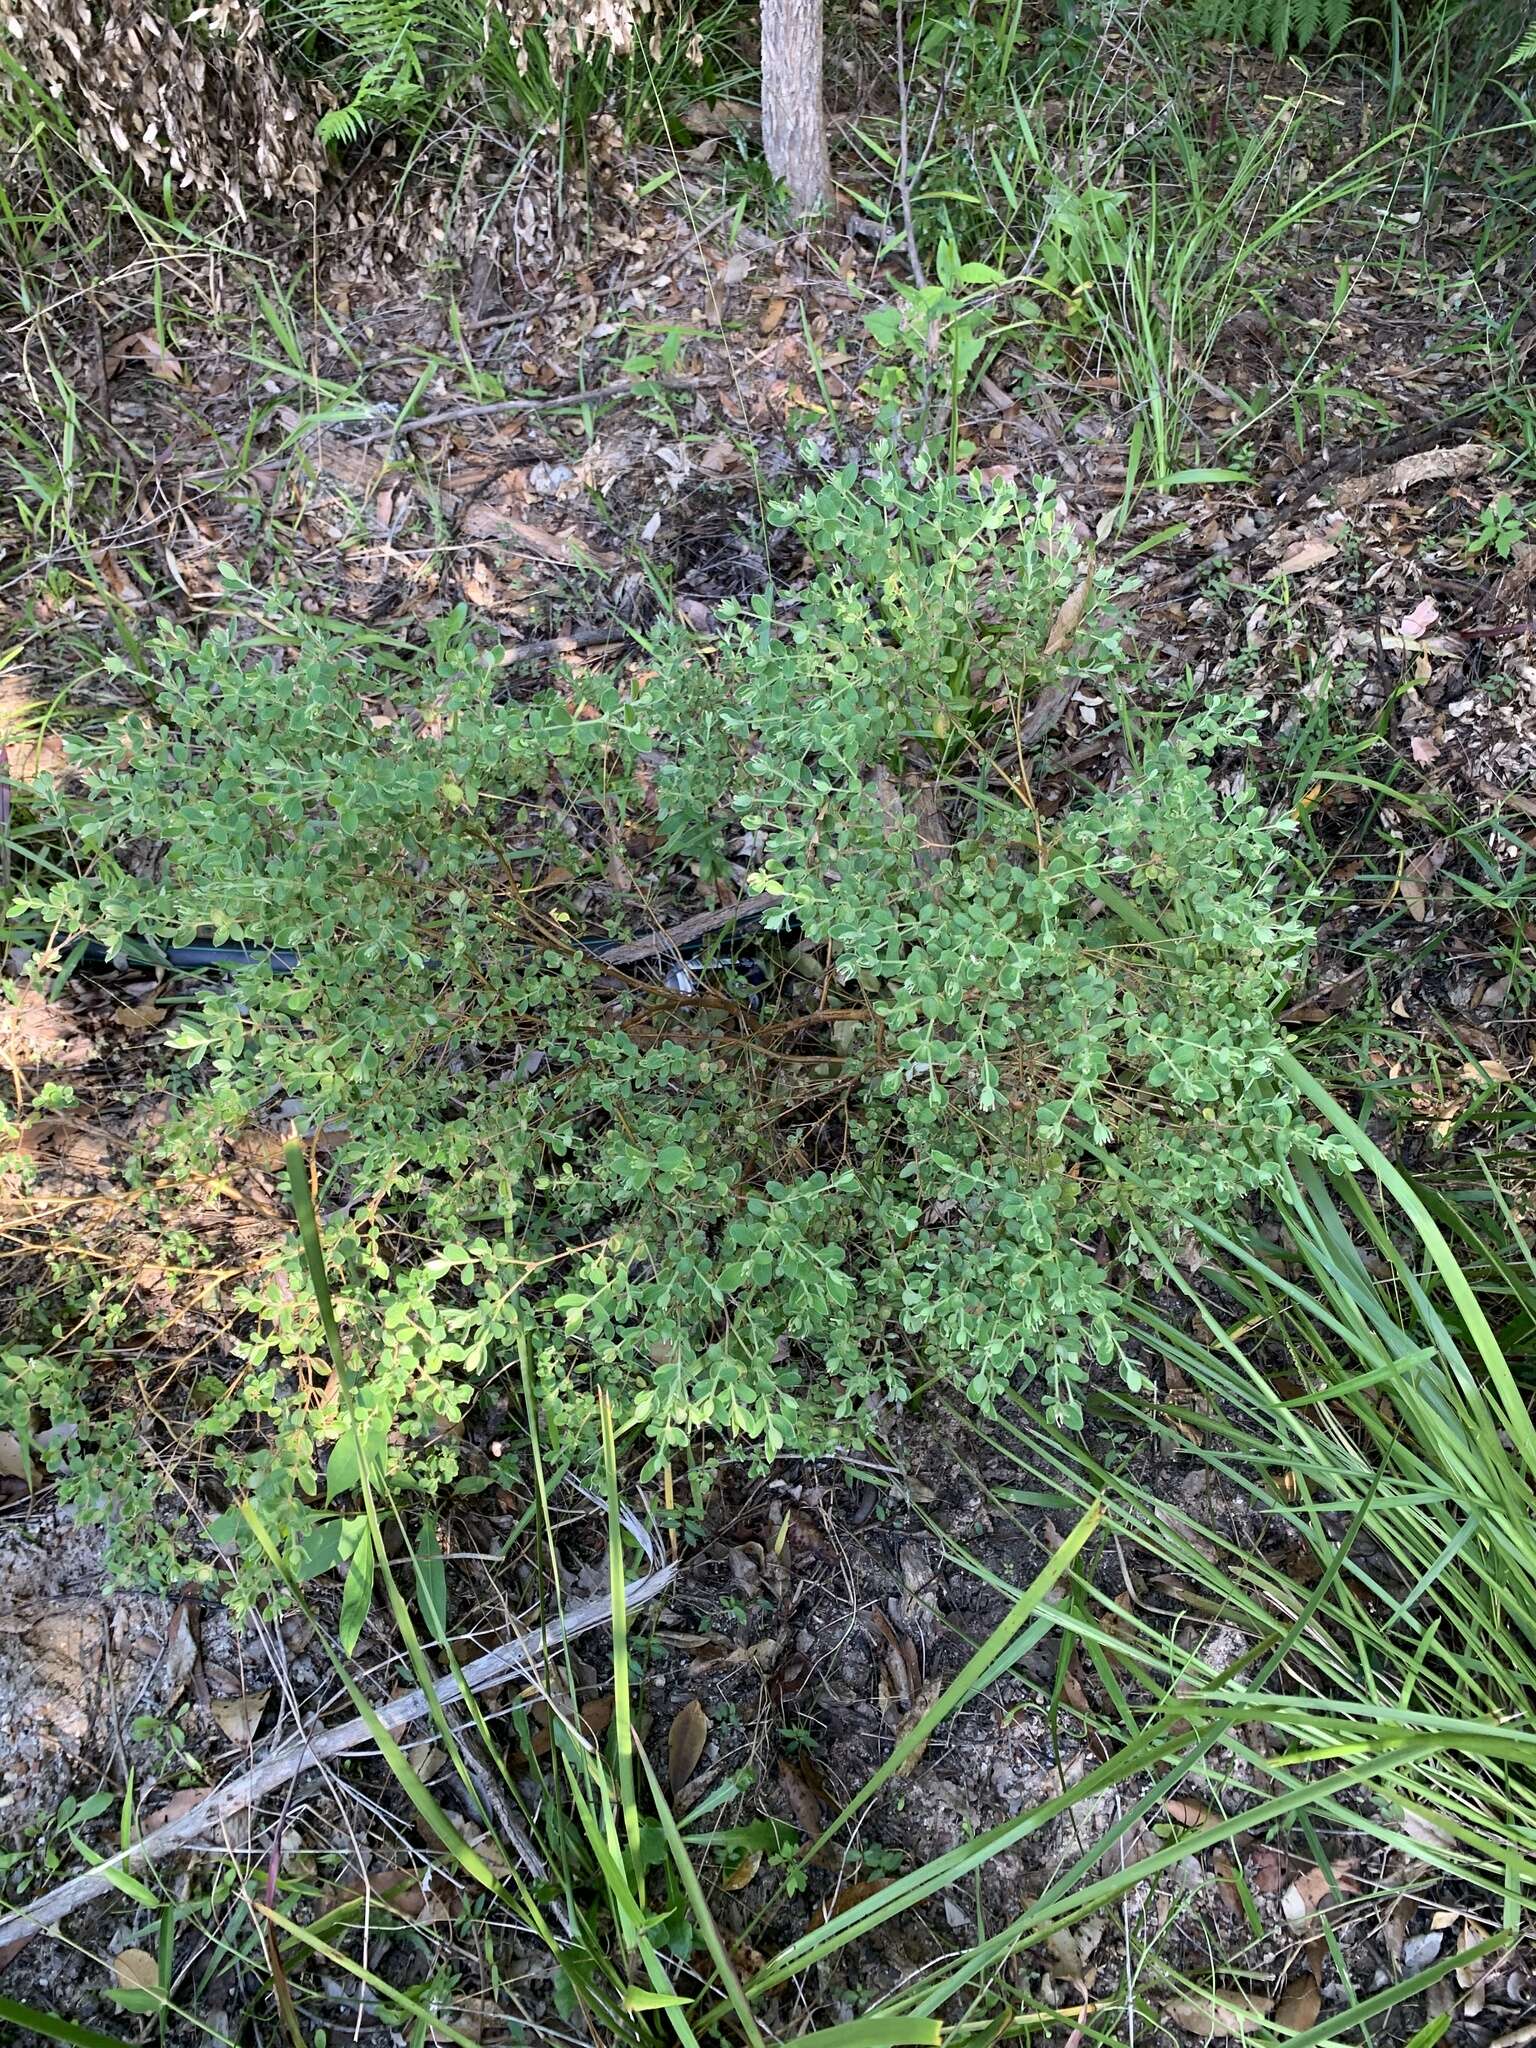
[760,0,831,217]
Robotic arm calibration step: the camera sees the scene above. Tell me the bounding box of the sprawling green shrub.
[18,448,1341,1590]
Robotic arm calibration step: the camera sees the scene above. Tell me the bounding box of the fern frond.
[1185,0,1367,54]
[1322,0,1353,49]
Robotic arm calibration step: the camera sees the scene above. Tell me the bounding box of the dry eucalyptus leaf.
[1273,1976,1322,2032]
[1463,1056,1515,1085]
[1271,537,1339,578]
[668,1698,710,1795]
[1043,572,1093,657]
[161,1603,200,1708]
[1399,849,1442,923]
[210,1689,270,1744]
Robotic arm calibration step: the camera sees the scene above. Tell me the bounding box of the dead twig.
[0,1566,675,1947]
[499,626,637,667]
[893,0,926,292]
[357,377,704,447]
[596,895,775,968]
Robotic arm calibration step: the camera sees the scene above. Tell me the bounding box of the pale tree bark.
[760,0,831,216]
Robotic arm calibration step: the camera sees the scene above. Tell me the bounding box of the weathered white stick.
[0,1564,675,1945]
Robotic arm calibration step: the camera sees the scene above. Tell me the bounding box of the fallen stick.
[596,894,775,968]
[0,1564,676,1947]
[356,376,704,447]
[498,626,636,666]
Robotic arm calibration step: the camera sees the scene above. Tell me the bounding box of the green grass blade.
[599,1390,644,1884]
[0,1999,135,2048]
[635,1742,767,2048]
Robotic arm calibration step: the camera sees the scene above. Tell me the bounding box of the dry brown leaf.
[778,1755,824,1841]
[364,1868,428,1918]
[461,556,500,608]
[405,1739,446,1781]
[722,1846,762,1891]
[1397,595,1440,639]
[759,297,788,335]
[1164,1796,1220,1828]
[1280,1859,1355,1935]
[161,1602,199,1708]
[115,998,166,1035]
[210,1689,270,1744]
[668,1698,710,1796]
[1273,1975,1322,2032]
[805,1878,890,1930]
[1271,538,1339,578]
[1458,1919,1490,2016]
[112,1946,160,1994]
[0,1432,31,1483]
[96,551,146,605]
[1463,1056,1514,1085]
[1043,572,1093,657]
[1163,1987,1272,2038]
[107,329,183,384]
[889,1677,943,1779]
[4,731,69,782]
[1399,849,1440,923]
[142,1787,205,1835]
[580,1694,615,1739]
[1042,1915,1106,1982]
[1400,1810,1459,1855]
[1,987,93,1067]
[696,436,739,476]
[728,1543,765,1599]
